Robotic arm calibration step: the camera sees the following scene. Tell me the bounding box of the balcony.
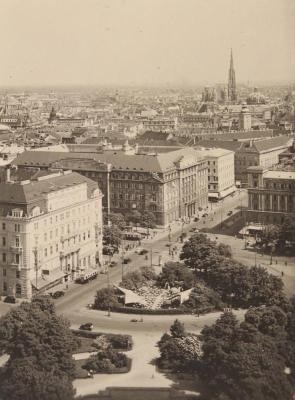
[10,245,23,253]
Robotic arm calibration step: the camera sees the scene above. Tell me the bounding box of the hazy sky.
[1,0,294,87]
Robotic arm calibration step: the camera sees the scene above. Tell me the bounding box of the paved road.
[56,190,248,315]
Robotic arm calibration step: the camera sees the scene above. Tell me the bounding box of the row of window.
[2,268,20,278]
[1,223,20,232]
[2,282,21,295]
[2,253,20,263]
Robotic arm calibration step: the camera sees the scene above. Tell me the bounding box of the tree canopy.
[0,296,79,400]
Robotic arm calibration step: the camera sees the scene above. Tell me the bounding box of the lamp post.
[107,252,112,317]
[168,224,172,242]
[33,247,39,291]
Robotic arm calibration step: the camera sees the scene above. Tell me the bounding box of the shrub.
[83,349,128,373]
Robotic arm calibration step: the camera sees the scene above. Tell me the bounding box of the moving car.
[79,323,93,331]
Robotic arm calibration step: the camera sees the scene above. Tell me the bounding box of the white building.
[0,170,103,299]
[195,147,236,200]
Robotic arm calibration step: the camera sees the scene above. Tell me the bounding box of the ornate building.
[228,49,237,103]
[0,171,103,299]
[247,166,295,225]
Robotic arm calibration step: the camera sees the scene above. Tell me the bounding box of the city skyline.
[1,0,295,87]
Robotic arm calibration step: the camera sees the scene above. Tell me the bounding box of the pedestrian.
[281,271,284,277]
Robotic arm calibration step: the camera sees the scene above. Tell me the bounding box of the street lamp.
[107,252,113,317]
[33,247,39,292]
[168,224,172,242]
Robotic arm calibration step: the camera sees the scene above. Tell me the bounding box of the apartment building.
[0,170,103,299]
[195,147,235,200]
[247,166,295,225]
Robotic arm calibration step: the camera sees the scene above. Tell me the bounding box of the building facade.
[0,171,103,299]
[195,147,235,200]
[13,147,208,226]
[247,166,295,225]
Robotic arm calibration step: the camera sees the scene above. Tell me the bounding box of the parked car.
[79,323,93,331]
[4,296,16,304]
[194,217,199,222]
[227,210,233,216]
[109,261,117,268]
[123,257,131,264]
[202,213,209,217]
[51,290,65,299]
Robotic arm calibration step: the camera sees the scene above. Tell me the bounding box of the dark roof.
[0,172,99,205]
[13,148,202,173]
[253,135,292,152]
[204,130,273,141]
[197,140,243,152]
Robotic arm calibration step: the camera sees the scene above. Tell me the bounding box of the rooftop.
[264,170,295,180]
[13,147,204,173]
[0,171,100,205]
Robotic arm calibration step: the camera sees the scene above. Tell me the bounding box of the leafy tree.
[200,310,293,400]
[258,225,280,250]
[141,211,157,229]
[139,266,157,281]
[157,262,195,290]
[182,284,224,313]
[0,358,75,400]
[279,216,295,253]
[180,233,222,274]
[103,212,126,230]
[170,319,186,338]
[0,297,78,400]
[120,270,146,291]
[217,243,232,258]
[126,210,142,226]
[103,225,122,252]
[158,321,202,371]
[93,288,120,310]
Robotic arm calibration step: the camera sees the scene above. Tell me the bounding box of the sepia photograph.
[0,0,294,399]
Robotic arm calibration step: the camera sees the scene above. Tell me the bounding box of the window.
[88,230,90,239]
[2,223,5,230]
[16,270,20,279]
[15,224,20,233]
[2,253,6,262]
[3,268,6,276]
[2,237,6,246]
[3,281,7,291]
[15,237,20,247]
[56,244,58,252]
[15,254,20,264]
[44,248,47,257]
[44,232,47,241]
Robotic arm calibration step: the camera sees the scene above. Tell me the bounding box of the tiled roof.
[0,172,99,205]
[13,148,202,173]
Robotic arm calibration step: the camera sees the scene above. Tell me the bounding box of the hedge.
[72,330,133,351]
[75,357,132,379]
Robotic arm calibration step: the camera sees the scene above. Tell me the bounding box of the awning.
[114,285,146,306]
[31,269,66,290]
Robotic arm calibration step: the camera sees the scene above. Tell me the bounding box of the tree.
[103,212,126,230]
[93,288,120,310]
[141,211,157,229]
[0,297,78,400]
[182,284,224,313]
[170,319,186,338]
[126,210,141,226]
[200,309,293,400]
[83,349,128,373]
[103,225,122,252]
[0,359,75,400]
[217,243,232,258]
[278,216,295,253]
[157,262,195,290]
[258,225,280,251]
[180,233,222,274]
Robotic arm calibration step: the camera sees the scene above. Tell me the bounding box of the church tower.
[228,49,237,103]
